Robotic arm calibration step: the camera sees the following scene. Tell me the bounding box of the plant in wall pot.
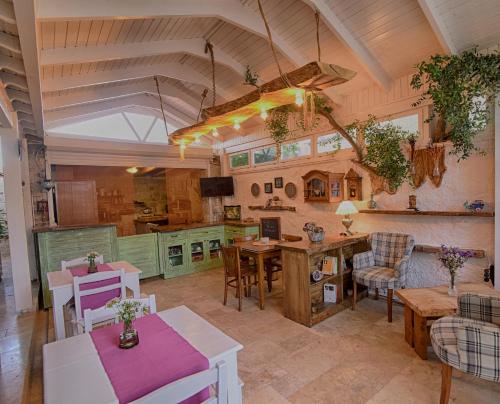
[411,48,500,160]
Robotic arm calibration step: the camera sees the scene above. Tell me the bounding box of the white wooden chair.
[132,360,228,404]
[83,295,157,333]
[67,269,126,336]
[61,254,104,270]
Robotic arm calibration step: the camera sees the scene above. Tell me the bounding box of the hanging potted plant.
[265,106,292,158]
[411,48,500,160]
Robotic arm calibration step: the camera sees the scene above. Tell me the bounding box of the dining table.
[43,305,243,404]
[233,240,281,310]
[47,261,142,340]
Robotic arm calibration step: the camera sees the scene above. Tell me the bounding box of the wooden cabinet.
[224,225,259,246]
[55,181,98,226]
[117,233,160,279]
[302,170,344,203]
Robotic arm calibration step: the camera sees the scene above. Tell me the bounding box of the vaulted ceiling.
[3,0,500,141]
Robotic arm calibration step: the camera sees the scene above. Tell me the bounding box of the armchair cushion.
[430,316,462,369]
[353,266,399,290]
[457,322,500,382]
[458,293,500,326]
[353,250,375,271]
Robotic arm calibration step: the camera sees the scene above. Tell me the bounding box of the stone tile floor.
[1,264,500,403]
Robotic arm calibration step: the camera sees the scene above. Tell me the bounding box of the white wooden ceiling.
[13,0,499,139]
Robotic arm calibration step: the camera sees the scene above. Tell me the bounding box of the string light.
[126,167,138,174]
[179,143,186,161]
[212,128,219,137]
[260,108,268,120]
[295,89,304,106]
[233,120,241,130]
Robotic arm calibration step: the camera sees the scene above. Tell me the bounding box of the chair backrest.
[221,246,241,278]
[61,255,104,271]
[370,232,415,268]
[73,269,126,322]
[282,234,303,242]
[132,360,228,404]
[458,293,500,326]
[83,295,157,333]
[233,234,257,243]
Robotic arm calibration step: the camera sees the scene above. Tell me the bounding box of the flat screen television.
[200,176,234,197]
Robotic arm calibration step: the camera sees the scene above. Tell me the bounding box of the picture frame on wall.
[264,183,273,193]
[274,177,283,188]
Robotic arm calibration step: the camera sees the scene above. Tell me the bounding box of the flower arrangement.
[106,298,150,348]
[85,251,100,273]
[439,245,473,296]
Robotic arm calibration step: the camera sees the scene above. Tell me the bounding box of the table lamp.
[335,200,358,235]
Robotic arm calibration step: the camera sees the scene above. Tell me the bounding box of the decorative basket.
[307,230,324,243]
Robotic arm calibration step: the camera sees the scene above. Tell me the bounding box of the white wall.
[222,74,495,288]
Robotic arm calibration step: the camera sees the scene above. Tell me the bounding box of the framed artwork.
[224,205,241,220]
[274,177,283,188]
[264,183,273,193]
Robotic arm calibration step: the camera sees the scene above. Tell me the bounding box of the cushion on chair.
[353,250,375,270]
[430,316,462,369]
[458,293,500,326]
[457,322,500,382]
[353,266,400,289]
[371,232,414,268]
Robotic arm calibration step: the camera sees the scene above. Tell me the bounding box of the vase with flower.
[438,245,473,296]
[86,251,100,273]
[106,298,150,349]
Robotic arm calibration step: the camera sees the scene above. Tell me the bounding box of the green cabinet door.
[37,226,118,309]
[117,233,159,279]
[159,232,190,278]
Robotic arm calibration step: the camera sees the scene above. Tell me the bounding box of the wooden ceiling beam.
[41,62,232,101]
[417,0,456,54]
[40,38,246,78]
[304,0,392,91]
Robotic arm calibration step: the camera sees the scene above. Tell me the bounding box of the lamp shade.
[335,200,358,215]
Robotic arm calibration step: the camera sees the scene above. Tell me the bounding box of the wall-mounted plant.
[265,106,292,151]
[411,48,500,160]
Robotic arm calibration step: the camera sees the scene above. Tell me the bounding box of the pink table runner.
[70,264,121,316]
[90,314,210,404]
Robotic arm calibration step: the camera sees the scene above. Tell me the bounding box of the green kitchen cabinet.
[37,225,118,309]
[117,233,159,279]
[224,225,259,245]
[159,231,191,278]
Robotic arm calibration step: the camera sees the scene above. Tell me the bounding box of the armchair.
[352,232,415,322]
[430,293,500,403]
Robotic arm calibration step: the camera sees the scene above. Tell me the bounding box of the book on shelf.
[321,256,337,275]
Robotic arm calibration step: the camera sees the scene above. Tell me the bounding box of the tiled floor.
[2,264,500,403]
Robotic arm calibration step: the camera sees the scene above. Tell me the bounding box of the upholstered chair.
[430,293,500,404]
[352,232,415,322]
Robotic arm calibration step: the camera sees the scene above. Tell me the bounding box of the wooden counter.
[33,223,117,233]
[154,221,259,233]
[281,233,369,327]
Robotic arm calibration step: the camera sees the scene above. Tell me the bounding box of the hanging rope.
[154,76,170,140]
[257,0,292,88]
[204,41,216,107]
[197,89,208,123]
[315,9,321,62]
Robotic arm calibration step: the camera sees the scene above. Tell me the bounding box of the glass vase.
[448,272,458,296]
[119,321,139,349]
[88,259,97,273]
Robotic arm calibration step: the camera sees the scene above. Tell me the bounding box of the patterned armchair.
[430,293,500,404]
[352,232,415,322]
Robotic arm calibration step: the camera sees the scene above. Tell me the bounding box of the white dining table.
[43,305,243,404]
[47,261,142,340]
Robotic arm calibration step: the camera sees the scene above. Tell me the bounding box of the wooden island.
[279,233,369,327]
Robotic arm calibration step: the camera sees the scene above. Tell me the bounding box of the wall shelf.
[359,209,494,217]
[248,205,296,212]
[414,244,486,258]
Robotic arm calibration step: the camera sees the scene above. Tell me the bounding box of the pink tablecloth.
[90,314,210,404]
[70,264,121,316]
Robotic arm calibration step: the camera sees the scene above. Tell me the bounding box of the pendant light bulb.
[212,128,219,137]
[179,143,186,161]
[233,120,241,130]
[126,167,138,174]
[295,90,304,107]
[260,108,268,120]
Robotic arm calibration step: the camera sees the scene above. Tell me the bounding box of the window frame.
[252,145,278,167]
[279,137,313,162]
[316,131,346,156]
[228,151,250,170]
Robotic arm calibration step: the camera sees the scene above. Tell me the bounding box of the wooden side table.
[396,283,499,360]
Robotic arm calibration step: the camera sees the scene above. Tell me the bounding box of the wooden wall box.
[302,170,344,203]
[345,168,362,201]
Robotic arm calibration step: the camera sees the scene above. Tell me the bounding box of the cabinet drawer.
[163,231,186,242]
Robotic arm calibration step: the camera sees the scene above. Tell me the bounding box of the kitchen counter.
[32,223,117,233]
[133,215,169,223]
[154,221,260,233]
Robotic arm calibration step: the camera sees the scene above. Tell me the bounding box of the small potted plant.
[86,251,100,273]
[438,245,473,296]
[303,222,325,243]
[106,298,150,349]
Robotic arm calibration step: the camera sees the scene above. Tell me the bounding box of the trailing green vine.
[411,48,500,160]
[265,106,291,146]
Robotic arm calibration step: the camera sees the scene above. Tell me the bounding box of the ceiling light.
[233,120,241,130]
[295,90,304,106]
[212,128,219,137]
[126,167,138,174]
[260,108,268,120]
